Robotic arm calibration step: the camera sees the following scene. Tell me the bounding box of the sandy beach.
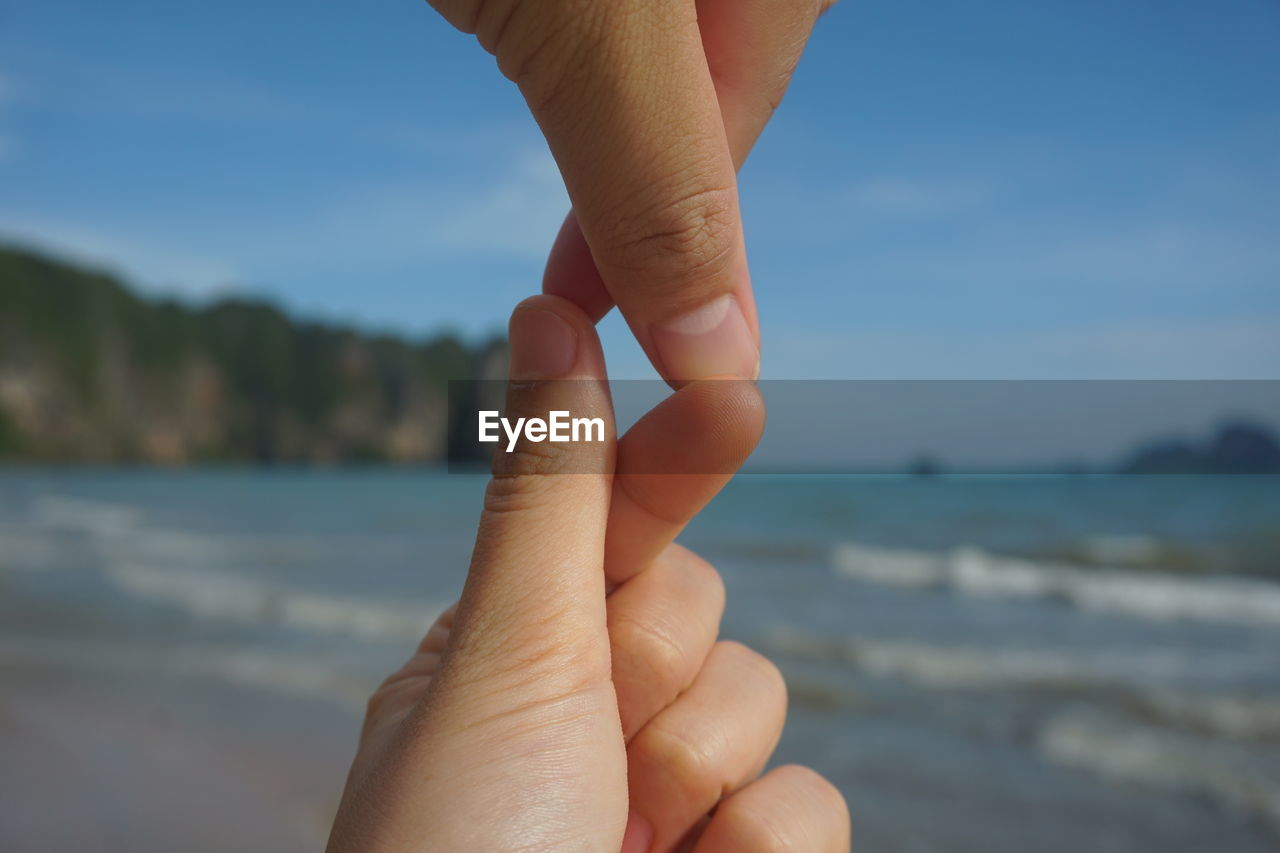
[0,664,356,853]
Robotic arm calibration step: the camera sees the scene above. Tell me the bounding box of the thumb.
[544,0,828,330]
[340,295,627,853]
[444,294,617,699]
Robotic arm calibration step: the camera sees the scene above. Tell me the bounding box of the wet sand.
[0,665,357,853]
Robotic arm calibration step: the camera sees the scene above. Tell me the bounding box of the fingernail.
[650,294,758,383]
[620,810,653,853]
[508,306,578,380]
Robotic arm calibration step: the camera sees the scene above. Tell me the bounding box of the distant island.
[891,421,1280,475]
[0,245,505,464]
[1118,420,1280,475]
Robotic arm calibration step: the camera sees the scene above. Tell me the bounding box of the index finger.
[606,378,765,586]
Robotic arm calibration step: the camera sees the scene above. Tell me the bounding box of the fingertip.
[619,809,653,853]
[542,213,615,323]
[509,294,606,381]
[603,380,763,584]
[650,292,759,387]
[511,293,594,335]
[669,379,766,470]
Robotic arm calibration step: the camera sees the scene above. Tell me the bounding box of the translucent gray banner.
[447,380,1280,475]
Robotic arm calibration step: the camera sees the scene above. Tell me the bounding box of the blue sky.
[1,0,1278,379]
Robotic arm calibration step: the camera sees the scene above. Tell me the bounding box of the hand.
[326,294,849,851]
[426,0,835,385]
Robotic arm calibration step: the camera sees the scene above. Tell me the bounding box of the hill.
[0,246,505,464]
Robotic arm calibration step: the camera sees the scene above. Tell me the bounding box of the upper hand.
[427,0,835,385]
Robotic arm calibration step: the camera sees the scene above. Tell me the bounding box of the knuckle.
[482,471,556,515]
[715,767,849,853]
[416,604,458,653]
[633,718,723,806]
[486,0,603,107]
[611,614,692,698]
[427,0,482,32]
[363,682,393,722]
[603,181,738,298]
[498,21,568,100]
[362,672,429,733]
[494,428,576,476]
[483,451,573,515]
[471,0,523,48]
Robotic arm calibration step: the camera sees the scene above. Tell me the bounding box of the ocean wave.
[1135,690,1280,742]
[767,624,1280,832]
[105,564,442,642]
[29,495,250,569]
[0,637,372,712]
[765,626,1280,708]
[1038,708,1280,836]
[763,626,1276,690]
[30,495,141,535]
[14,495,444,642]
[832,542,1280,626]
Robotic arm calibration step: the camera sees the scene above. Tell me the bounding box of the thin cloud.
[844,176,993,217]
[0,70,19,164]
[0,144,568,300]
[232,147,569,270]
[426,150,567,255]
[0,216,241,298]
[763,317,1280,380]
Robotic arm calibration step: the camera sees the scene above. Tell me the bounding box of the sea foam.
[105,563,441,642]
[833,542,1280,626]
[1038,708,1280,836]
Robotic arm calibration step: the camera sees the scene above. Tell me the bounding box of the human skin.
[426,0,837,386]
[326,294,850,852]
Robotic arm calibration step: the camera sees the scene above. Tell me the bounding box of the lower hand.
[326,294,849,851]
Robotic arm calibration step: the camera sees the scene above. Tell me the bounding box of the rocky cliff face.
[0,246,505,464]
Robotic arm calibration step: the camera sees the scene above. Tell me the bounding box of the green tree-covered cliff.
[0,246,505,463]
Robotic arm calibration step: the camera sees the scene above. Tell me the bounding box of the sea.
[1,470,1278,852]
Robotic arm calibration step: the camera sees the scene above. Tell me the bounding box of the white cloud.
[232,147,568,271]
[0,143,567,303]
[0,216,240,297]
[426,150,567,255]
[843,176,992,217]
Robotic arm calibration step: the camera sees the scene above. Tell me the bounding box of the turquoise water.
[2,471,1279,850]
